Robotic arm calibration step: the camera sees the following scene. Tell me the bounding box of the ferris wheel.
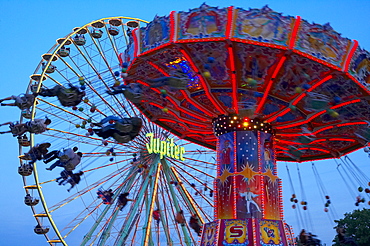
[12,3,370,246]
[19,16,216,246]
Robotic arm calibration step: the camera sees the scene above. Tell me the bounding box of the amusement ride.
[4,3,370,246]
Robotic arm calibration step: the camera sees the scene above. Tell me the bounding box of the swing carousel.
[121,4,370,245]
[16,3,370,246]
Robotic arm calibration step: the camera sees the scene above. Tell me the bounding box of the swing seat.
[21,109,32,119]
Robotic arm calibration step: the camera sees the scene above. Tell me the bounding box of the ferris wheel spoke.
[37,98,86,121]
[161,159,193,246]
[170,165,214,212]
[60,198,104,239]
[84,30,134,117]
[48,165,132,213]
[114,160,159,246]
[168,163,212,223]
[80,165,137,245]
[174,157,215,178]
[154,182,173,245]
[158,174,185,245]
[96,169,140,246]
[139,159,161,246]
[102,26,120,58]
[78,42,131,117]
[59,52,124,117]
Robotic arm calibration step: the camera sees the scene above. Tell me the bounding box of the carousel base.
[200,219,291,246]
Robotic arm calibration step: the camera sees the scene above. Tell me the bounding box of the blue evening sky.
[0,0,369,245]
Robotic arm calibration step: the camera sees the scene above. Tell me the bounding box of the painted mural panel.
[216,132,235,219]
[255,219,287,246]
[200,221,218,246]
[295,20,352,67]
[219,219,252,246]
[140,15,170,53]
[233,6,294,46]
[177,4,228,40]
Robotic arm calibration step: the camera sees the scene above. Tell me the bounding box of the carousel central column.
[200,115,287,246]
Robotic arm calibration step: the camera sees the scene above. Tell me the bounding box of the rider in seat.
[38,83,85,107]
[0,118,51,136]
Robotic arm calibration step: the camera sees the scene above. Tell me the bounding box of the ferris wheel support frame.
[114,159,160,245]
[161,159,193,246]
[81,166,138,245]
[96,169,140,246]
[155,196,174,246]
[140,160,161,246]
[168,164,206,224]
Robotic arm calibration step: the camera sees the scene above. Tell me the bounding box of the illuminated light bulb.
[243,122,249,127]
[230,121,234,123]
[254,125,257,128]
[233,116,237,120]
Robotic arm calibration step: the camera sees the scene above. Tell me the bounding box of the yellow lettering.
[180,147,185,161]
[145,133,154,154]
[174,145,179,159]
[145,133,186,160]
[160,140,166,159]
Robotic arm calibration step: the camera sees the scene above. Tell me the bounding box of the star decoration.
[217,168,233,185]
[263,168,279,183]
[236,164,259,183]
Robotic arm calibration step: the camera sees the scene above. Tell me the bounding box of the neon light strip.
[133,28,139,57]
[267,74,333,123]
[309,139,327,144]
[307,75,333,92]
[275,111,325,130]
[215,139,220,219]
[228,46,239,114]
[148,102,209,127]
[275,98,361,129]
[147,62,215,117]
[278,121,368,137]
[230,37,288,50]
[180,90,215,117]
[276,146,290,151]
[346,72,370,92]
[331,99,361,109]
[343,40,358,72]
[289,16,301,48]
[226,6,234,38]
[148,61,170,76]
[279,180,284,220]
[135,79,210,121]
[297,147,331,154]
[328,138,356,142]
[176,37,227,43]
[169,11,176,42]
[165,96,210,121]
[255,56,286,114]
[294,50,340,70]
[157,119,213,134]
[258,132,265,218]
[233,131,237,218]
[180,48,227,114]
